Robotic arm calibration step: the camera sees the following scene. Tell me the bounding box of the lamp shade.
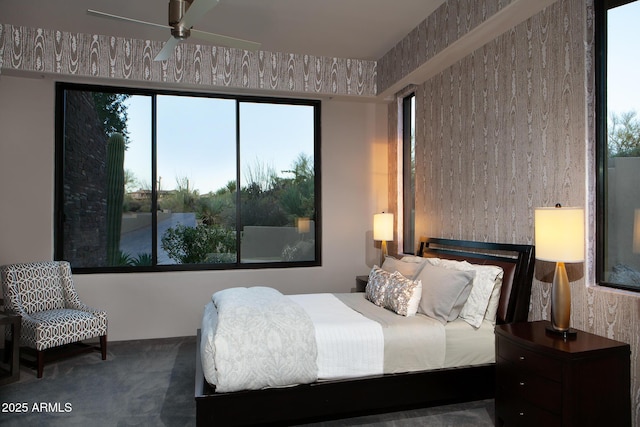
[373,213,394,241]
[535,206,585,262]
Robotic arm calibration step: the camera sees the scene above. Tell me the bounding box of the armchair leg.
[100,335,107,360]
[37,350,44,378]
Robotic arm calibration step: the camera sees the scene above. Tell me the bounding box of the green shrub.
[161,223,236,264]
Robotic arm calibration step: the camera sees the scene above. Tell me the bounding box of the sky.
[124,94,315,194]
[607,1,640,116]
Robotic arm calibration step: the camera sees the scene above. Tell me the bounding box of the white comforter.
[202,287,318,392]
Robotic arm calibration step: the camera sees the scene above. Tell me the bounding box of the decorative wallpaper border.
[0,23,377,98]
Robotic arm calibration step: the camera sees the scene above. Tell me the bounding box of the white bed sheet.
[288,293,384,379]
[443,318,496,368]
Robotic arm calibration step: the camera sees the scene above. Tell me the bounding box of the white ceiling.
[0,0,445,60]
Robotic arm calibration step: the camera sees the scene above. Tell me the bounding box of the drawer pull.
[519,411,525,416]
[519,381,526,386]
[519,355,526,361]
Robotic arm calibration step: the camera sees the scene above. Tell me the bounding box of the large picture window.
[596,0,640,291]
[55,83,320,272]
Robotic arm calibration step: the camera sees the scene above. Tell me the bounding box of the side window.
[402,93,416,254]
[596,0,640,291]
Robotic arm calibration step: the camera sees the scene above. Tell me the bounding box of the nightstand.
[495,321,631,427]
[355,275,368,292]
[0,311,21,385]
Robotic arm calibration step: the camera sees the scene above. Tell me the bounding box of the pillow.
[381,256,426,280]
[366,267,422,316]
[415,262,475,324]
[383,272,422,316]
[426,257,503,328]
[400,255,428,264]
[365,266,392,307]
[483,271,504,324]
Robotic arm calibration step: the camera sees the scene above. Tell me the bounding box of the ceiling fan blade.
[87,9,170,31]
[154,37,180,61]
[181,0,220,29]
[191,29,261,51]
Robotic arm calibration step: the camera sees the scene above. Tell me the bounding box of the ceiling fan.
[87,0,261,61]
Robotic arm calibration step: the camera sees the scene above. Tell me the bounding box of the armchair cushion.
[21,308,108,351]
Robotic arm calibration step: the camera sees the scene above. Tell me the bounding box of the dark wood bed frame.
[194,238,535,426]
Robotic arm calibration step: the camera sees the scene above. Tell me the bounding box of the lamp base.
[380,240,388,266]
[550,261,572,334]
[545,324,578,340]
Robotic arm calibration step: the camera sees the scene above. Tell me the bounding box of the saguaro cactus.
[106,133,126,266]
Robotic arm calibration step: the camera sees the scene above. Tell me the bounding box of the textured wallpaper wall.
[0,24,377,98]
[384,0,640,422]
[377,0,517,95]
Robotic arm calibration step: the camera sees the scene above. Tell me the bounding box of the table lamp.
[373,212,393,265]
[534,205,584,338]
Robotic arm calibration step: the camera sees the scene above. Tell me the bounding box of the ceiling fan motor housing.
[169,0,193,39]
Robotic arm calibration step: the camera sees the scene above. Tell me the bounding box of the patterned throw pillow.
[366,266,392,306]
[383,271,422,316]
[366,266,422,316]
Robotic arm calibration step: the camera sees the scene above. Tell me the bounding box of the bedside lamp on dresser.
[495,205,630,426]
[534,204,584,338]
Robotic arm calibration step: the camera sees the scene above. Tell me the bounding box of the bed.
[194,237,535,426]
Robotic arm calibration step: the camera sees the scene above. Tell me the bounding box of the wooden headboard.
[418,237,535,324]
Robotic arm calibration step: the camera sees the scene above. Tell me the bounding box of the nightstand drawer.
[496,386,561,427]
[497,355,561,413]
[497,337,562,381]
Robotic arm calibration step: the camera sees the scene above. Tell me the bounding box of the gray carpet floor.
[0,336,495,426]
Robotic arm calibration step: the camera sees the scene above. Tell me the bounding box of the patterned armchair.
[1,261,107,378]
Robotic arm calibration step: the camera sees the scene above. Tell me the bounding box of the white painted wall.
[0,74,388,341]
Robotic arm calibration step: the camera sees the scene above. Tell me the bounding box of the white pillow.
[483,271,504,324]
[381,255,426,280]
[426,257,503,328]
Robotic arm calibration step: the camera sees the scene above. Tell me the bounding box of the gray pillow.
[381,256,426,280]
[416,262,475,324]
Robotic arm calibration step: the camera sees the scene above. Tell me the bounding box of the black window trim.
[54,82,322,274]
[402,92,416,255]
[595,0,639,292]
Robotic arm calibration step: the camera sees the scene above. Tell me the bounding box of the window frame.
[402,92,416,255]
[595,0,639,292]
[54,82,322,273]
